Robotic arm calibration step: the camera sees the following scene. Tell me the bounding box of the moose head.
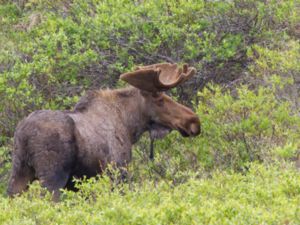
[121,63,201,138]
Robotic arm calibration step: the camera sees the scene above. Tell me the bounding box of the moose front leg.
[107,150,131,185]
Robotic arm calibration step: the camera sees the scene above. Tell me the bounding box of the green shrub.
[1,1,300,222]
[196,85,300,169]
[0,163,299,225]
[1,0,299,139]
[247,40,300,110]
[0,145,11,195]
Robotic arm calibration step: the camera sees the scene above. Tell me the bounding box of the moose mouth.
[149,122,198,138]
[178,127,189,137]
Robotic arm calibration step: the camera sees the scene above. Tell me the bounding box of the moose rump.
[7,63,201,199]
[7,110,77,197]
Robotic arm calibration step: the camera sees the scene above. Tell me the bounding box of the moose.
[7,63,201,199]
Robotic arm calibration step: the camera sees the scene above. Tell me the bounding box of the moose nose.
[189,120,201,136]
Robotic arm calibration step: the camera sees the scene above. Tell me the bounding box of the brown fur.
[7,87,200,198]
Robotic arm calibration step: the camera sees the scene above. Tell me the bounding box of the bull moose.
[7,63,201,199]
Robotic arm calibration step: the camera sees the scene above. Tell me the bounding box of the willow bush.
[1,0,299,138]
[0,1,300,223]
[0,163,300,225]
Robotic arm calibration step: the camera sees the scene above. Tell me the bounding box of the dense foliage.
[0,0,299,224]
[1,0,299,138]
[1,163,300,225]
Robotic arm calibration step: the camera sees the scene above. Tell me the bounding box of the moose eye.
[155,96,164,106]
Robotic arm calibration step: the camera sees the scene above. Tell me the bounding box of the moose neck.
[73,87,151,144]
[114,87,150,144]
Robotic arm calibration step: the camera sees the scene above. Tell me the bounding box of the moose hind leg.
[36,168,71,201]
[32,144,73,201]
[7,163,35,197]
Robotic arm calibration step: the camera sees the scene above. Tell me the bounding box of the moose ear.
[120,68,161,92]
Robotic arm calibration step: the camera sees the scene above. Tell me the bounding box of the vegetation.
[0,0,299,224]
[1,163,300,225]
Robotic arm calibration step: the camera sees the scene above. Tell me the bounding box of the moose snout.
[189,122,201,136]
[189,119,201,136]
[178,116,201,137]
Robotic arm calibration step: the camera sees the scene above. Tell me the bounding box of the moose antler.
[120,63,196,92]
